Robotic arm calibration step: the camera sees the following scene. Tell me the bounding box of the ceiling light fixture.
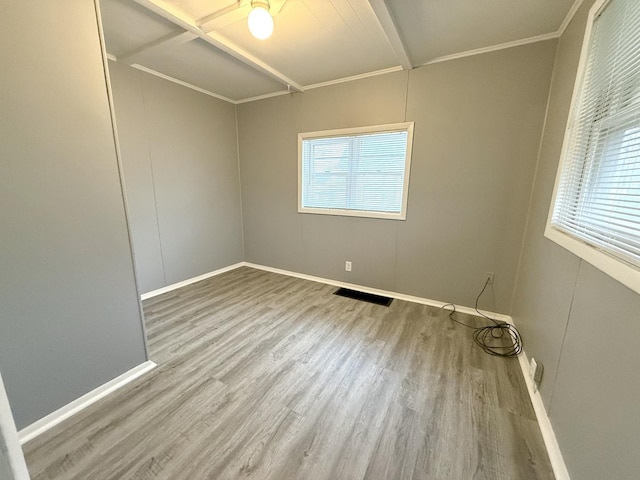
[248,0,274,40]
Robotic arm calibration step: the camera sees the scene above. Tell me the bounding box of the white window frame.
[297,122,414,220]
[545,0,640,294]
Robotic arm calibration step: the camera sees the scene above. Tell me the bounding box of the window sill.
[298,207,406,221]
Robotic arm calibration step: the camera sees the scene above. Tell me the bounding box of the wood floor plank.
[363,401,421,480]
[23,266,555,479]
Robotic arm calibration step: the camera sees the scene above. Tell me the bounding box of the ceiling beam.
[133,0,304,92]
[198,8,248,33]
[196,2,244,30]
[118,31,198,65]
[367,0,412,70]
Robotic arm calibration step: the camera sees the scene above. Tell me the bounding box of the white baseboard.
[140,262,245,300]
[0,371,30,479]
[19,360,156,445]
[141,260,511,322]
[243,262,513,323]
[515,343,571,479]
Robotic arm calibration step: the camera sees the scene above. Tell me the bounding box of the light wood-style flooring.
[24,266,554,479]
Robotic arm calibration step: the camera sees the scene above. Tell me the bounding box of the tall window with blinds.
[298,123,414,220]
[546,0,640,293]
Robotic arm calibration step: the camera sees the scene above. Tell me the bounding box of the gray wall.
[237,40,557,313]
[0,1,147,429]
[109,62,244,294]
[511,0,640,478]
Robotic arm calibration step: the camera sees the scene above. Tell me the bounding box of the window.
[298,123,414,220]
[546,0,640,293]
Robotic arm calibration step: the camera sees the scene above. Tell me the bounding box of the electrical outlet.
[530,357,537,381]
[530,357,538,392]
[533,361,544,383]
[530,357,544,392]
[345,261,352,272]
[485,272,495,285]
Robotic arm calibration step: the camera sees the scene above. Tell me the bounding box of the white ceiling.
[101,0,579,103]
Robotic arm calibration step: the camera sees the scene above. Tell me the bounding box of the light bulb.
[248,5,273,40]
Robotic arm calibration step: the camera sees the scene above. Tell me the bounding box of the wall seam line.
[393,69,411,292]
[138,73,168,287]
[548,259,582,414]
[509,38,562,314]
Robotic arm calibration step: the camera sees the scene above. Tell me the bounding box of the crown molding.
[235,89,290,104]
[421,32,559,67]
[131,63,237,104]
[305,66,404,90]
[235,66,404,104]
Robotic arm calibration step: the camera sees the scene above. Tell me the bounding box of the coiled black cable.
[441,278,523,357]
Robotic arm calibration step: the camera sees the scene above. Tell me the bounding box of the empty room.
[1,0,639,479]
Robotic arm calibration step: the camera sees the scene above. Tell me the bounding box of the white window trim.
[545,0,640,295]
[297,122,415,220]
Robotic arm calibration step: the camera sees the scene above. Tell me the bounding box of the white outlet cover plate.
[530,357,538,378]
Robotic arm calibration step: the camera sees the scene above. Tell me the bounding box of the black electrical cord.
[441,278,523,357]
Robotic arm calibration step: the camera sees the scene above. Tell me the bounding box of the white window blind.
[298,123,414,220]
[549,0,640,275]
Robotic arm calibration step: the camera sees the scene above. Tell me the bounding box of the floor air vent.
[333,288,393,306]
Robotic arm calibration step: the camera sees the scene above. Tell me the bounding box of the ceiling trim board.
[235,89,291,104]
[118,31,198,65]
[367,0,412,69]
[198,8,248,33]
[130,63,238,104]
[236,66,404,103]
[133,0,305,92]
[196,2,243,28]
[421,32,559,67]
[235,66,404,103]
[305,66,404,90]
[557,0,586,36]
